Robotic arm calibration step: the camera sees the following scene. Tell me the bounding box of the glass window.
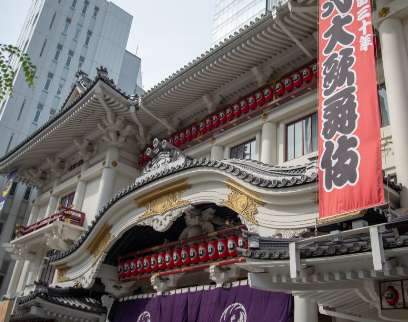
[17,100,26,121]
[66,50,74,67]
[49,12,56,29]
[39,39,47,57]
[93,6,99,18]
[82,0,90,15]
[56,83,63,96]
[85,30,92,46]
[60,191,75,208]
[33,103,43,124]
[63,17,71,33]
[230,139,256,160]
[54,44,63,60]
[378,84,390,127]
[74,26,81,40]
[44,72,53,91]
[286,113,317,161]
[78,56,85,70]
[71,0,77,8]
[9,182,17,196]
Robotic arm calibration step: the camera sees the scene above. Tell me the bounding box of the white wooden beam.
[289,242,301,279]
[369,226,385,272]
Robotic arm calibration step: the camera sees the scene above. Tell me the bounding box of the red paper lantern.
[143,255,151,273]
[247,95,257,110]
[157,252,166,270]
[226,107,234,121]
[237,236,248,249]
[283,77,293,92]
[199,120,207,136]
[255,91,265,107]
[136,258,143,274]
[292,72,303,88]
[205,117,213,132]
[118,261,124,279]
[217,238,228,258]
[311,63,318,76]
[240,99,249,114]
[165,249,174,269]
[263,86,273,102]
[130,258,137,276]
[227,236,238,257]
[219,110,227,125]
[275,82,285,97]
[185,128,192,142]
[173,133,181,147]
[198,242,208,262]
[189,243,199,264]
[191,124,198,139]
[123,259,131,278]
[233,104,241,118]
[173,247,182,267]
[179,131,186,145]
[181,245,190,266]
[150,254,158,272]
[212,114,220,129]
[207,240,218,260]
[301,67,313,83]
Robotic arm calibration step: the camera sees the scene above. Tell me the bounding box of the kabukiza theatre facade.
[1,1,408,321]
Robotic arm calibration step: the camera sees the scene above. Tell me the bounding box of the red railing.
[16,206,85,236]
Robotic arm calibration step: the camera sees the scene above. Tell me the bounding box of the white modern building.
[0,0,142,298]
[0,0,408,321]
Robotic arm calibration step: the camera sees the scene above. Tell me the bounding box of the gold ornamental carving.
[224,180,263,225]
[135,180,191,219]
[87,224,112,259]
[56,265,70,283]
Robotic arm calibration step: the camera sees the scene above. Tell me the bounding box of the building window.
[17,100,26,121]
[9,182,17,196]
[5,134,14,153]
[74,26,81,41]
[85,30,92,46]
[23,187,31,200]
[49,12,56,29]
[82,0,90,15]
[49,108,56,119]
[63,17,71,34]
[65,50,74,67]
[60,192,75,208]
[230,139,256,160]
[286,113,317,161]
[33,103,43,124]
[39,39,47,57]
[71,0,77,9]
[44,72,53,91]
[78,56,85,70]
[93,6,99,18]
[379,84,390,127]
[56,83,63,96]
[54,44,63,61]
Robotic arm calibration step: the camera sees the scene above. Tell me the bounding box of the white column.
[255,131,261,161]
[224,146,231,159]
[72,180,86,211]
[96,146,119,213]
[210,145,224,161]
[294,296,318,322]
[27,202,40,225]
[379,17,408,207]
[16,260,30,293]
[261,122,277,164]
[6,260,24,297]
[45,194,58,218]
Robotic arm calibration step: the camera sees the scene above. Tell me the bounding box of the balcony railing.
[16,206,85,237]
[118,225,247,281]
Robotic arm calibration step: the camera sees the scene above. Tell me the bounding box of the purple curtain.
[111,285,293,322]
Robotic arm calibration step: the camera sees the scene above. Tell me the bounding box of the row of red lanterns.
[118,235,247,280]
[138,63,317,166]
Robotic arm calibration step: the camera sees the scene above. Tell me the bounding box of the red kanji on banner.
[318,0,384,220]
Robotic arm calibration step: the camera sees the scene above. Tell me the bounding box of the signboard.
[0,171,16,212]
[318,0,384,220]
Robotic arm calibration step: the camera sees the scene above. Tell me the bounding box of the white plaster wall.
[36,204,48,221]
[113,173,133,196]
[82,177,101,224]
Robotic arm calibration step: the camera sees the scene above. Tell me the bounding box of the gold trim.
[87,224,111,258]
[135,179,190,207]
[56,265,70,283]
[224,180,264,225]
[378,7,390,18]
[317,210,366,225]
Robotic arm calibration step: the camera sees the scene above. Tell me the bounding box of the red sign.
[318,0,384,220]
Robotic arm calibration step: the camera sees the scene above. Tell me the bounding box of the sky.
[0,0,216,90]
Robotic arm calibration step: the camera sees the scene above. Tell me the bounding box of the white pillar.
[96,146,119,213]
[45,194,58,218]
[294,296,318,322]
[210,145,224,161]
[72,180,86,211]
[379,17,408,207]
[255,131,261,161]
[6,260,24,297]
[27,202,40,225]
[224,146,231,159]
[16,260,30,293]
[261,122,277,164]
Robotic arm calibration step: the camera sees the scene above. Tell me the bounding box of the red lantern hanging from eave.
[179,131,186,146]
[274,82,285,97]
[301,67,313,83]
[185,128,192,142]
[227,235,238,257]
[189,243,199,264]
[123,259,131,279]
[311,62,318,76]
[233,103,241,118]
[219,110,227,125]
[150,254,158,272]
[136,257,143,275]
[143,255,151,273]
[247,95,257,110]
[130,258,137,277]
[292,72,303,88]
[173,133,181,147]
[255,90,265,107]
[157,252,166,270]
[191,123,198,139]
[198,242,208,262]
[237,236,248,250]
[205,117,213,132]
[207,240,218,261]
[173,247,182,267]
[240,99,249,114]
[263,86,273,103]
[217,238,228,259]
[283,77,293,92]
[165,249,174,269]
[199,120,207,136]
[118,261,124,279]
[212,114,220,129]
[226,107,234,122]
[181,245,190,266]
